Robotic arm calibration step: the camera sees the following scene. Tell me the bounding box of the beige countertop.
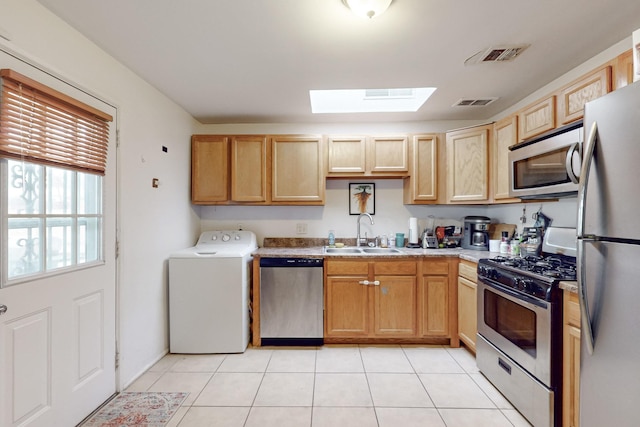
[252,246,497,263]
[559,281,578,293]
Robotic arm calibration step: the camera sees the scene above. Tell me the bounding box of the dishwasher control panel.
[260,258,323,268]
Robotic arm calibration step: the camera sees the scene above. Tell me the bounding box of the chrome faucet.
[356,213,374,247]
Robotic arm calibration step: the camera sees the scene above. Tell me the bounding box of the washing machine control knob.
[222,234,231,242]
[234,234,241,240]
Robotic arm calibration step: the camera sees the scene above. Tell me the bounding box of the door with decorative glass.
[0,53,117,427]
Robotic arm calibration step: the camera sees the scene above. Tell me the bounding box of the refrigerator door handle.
[577,238,596,354]
[577,121,598,238]
[565,142,582,184]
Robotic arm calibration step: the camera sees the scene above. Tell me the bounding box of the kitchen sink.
[323,247,362,254]
[360,247,402,254]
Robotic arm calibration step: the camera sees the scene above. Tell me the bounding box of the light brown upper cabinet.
[230,135,269,203]
[557,66,611,125]
[613,49,634,90]
[327,135,408,178]
[445,124,491,203]
[270,135,325,204]
[518,95,556,141]
[403,134,439,204]
[191,135,230,204]
[492,116,519,202]
[191,135,269,205]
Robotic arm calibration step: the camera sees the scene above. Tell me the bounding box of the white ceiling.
[37,0,640,124]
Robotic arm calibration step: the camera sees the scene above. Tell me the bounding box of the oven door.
[477,278,552,386]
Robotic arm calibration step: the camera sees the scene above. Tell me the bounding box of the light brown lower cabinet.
[563,289,581,427]
[324,258,458,345]
[457,259,478,352]
[419,259,455,340]
[324,259,417,339]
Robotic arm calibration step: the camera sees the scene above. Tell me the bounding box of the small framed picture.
[349,183,375,215]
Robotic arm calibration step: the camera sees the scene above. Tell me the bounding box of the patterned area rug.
[82,392,189,427]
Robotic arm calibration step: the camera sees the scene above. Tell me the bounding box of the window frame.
[1,158,106,287]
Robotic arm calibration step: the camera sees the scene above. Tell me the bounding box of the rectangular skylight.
[309,87,436,114]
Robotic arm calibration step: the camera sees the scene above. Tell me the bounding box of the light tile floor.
[126,344,533,427]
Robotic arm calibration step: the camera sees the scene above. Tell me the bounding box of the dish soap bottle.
[328,230,335,247]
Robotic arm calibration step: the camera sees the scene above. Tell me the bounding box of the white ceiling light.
[309,87,436,114]
[342,0,393,19]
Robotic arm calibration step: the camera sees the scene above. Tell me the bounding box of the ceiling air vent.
[453,97,498,107]
[464,44,530,65]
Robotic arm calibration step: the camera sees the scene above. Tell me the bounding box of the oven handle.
[479,278,550,310]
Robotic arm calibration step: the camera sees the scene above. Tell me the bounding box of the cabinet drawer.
[374,261,417,276]
[325,260,369,276]
[564,290,581,328]
[422,260,450,275]
[458,260,478,282]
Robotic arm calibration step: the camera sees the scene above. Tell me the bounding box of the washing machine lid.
[171,230,257,258]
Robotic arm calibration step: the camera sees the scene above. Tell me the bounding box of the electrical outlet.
[296,223,308,234]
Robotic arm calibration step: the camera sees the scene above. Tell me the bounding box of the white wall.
[1,0,201,388]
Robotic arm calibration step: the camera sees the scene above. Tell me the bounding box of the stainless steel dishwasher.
[259,257,323,346]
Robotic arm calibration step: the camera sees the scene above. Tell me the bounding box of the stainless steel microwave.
[508,121,583,199]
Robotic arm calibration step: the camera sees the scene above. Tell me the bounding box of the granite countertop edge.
[252,246,496,263]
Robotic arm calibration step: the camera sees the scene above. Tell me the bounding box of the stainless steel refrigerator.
[577,80,640,427]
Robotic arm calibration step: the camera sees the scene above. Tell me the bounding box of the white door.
[0,50,117,427]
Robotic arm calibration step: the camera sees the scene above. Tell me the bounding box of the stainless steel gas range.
[476,227,577,427]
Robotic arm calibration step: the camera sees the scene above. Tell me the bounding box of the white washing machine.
[169,230,257,353]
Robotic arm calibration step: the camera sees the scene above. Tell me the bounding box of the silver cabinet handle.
[358,280,381,286]
[0,305,7,315]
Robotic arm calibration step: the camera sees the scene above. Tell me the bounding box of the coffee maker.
[462,216,491,251]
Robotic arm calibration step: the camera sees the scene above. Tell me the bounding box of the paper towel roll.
[409,217,419,244]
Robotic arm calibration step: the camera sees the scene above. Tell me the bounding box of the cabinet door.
[492,116,519,201]
[327,136,366,175]
[446,125,490,203]
[367,136,409,175]
[404,134,438,203]
[557,66,611,125]
[325,276,370,337]
[230,135,269,202]
[372,276,417,336]
[614,49,634,90]
[271,135,325,204]
[457,276,477,351]
[420,275,449,337]
[563,290,581,427]
[191,135,229,203]
[518,96,555,141]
